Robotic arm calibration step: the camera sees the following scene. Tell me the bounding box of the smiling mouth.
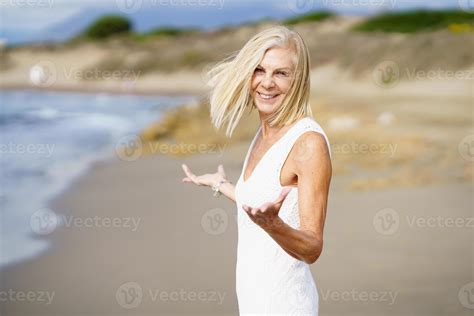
[257,91,280,100]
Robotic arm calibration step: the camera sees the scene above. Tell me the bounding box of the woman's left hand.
[242,187,292,231]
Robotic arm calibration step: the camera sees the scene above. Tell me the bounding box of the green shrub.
[283,11,334,25]
[130,27,199,42]
[83,15,132,39]
[352,10,474,33]
[146,27,197,37]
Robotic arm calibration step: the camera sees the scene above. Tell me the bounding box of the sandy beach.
[0,141,472,315]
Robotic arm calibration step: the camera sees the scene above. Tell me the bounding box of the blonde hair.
[205,25,313,137]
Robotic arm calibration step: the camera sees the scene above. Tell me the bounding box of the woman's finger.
[182,164,197,178]
[181,164,193,177]
[217,164,225,176]
[182,164,200,184]
[248,207,259,216]
[181,164,201,185]
[274,187,292,206]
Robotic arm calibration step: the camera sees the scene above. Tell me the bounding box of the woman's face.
[251,45,296,116]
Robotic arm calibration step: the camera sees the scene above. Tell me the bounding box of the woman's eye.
[254,68,264,73]
[277,71,288,76]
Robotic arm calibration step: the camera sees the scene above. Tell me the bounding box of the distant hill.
[3,2,294,45]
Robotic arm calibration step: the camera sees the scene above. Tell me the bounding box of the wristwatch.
[211,179,230,197]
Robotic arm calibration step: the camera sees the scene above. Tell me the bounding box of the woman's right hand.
[181,163,227,188]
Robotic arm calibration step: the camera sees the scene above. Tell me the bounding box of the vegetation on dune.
[448,23,474,33]
[147,27,199,36]
[82,15,132,39]
[352,9,474,33]
[283,11,334,25]
[71,9,474,45]
[131,27,200,41]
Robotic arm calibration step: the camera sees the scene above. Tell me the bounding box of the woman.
[181,26,332,315]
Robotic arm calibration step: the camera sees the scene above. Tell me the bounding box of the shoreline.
[0,83,207,97]
[0,90,200,271]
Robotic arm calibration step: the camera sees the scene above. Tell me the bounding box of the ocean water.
[0,90,196,268]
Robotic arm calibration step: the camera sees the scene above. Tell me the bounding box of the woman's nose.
[261,74,275,89]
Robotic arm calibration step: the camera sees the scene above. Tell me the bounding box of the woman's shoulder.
[296,116,332,158]
[299,116,327,133]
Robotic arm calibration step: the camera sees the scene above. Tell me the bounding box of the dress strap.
[275,118,332,186]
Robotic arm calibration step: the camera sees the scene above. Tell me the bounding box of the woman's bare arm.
[181,164,236,203]
[215,181,236,203]
[253,132,332,264]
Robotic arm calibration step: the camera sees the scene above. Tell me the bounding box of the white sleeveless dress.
[234,116,331,315]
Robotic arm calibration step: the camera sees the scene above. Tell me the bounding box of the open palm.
[181,163,227,187]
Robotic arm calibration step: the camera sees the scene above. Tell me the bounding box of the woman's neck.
[259,114,297,140]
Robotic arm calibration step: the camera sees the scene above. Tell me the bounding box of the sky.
[0,0,470,44]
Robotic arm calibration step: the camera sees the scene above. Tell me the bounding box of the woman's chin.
[254,100,282,114]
